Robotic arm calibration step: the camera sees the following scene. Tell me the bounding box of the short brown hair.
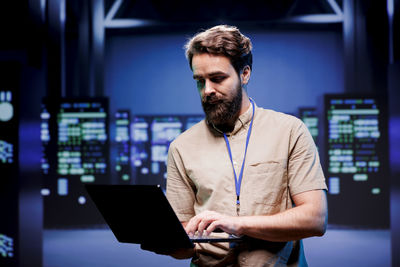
[184,25,253,75]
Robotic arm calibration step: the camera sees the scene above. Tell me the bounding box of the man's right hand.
[140,244,195,259]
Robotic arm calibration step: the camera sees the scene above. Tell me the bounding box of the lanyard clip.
[236,195,240,215]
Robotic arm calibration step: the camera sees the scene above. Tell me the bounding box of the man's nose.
[203,80,215,96]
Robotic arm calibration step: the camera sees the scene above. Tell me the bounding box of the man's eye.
[211,77,225,83]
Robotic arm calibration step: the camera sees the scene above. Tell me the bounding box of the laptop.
[85,184,243,249]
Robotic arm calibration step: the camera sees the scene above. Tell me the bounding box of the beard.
[201,83,243,133]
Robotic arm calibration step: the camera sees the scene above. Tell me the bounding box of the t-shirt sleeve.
[166,141,196,222]
[288,119,327,196]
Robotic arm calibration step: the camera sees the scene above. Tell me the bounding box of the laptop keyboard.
[189,233,243,242]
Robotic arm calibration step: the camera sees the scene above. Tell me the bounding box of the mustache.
[202,95,223,105]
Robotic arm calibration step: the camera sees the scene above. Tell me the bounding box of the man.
[164,25,327,266]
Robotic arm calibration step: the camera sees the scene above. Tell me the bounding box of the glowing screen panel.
[40,104,50,174]
[0,234,14,258]
[131,116,150,184]
[151,116,182,163]
[57,101,108,177]
[325,95,389,227]
[41,98,109,227]
[115,110,131,183]
[298,107,319,146]
[0,91,15,165]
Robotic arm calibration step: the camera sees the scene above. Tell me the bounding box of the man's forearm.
[237,201,327,242]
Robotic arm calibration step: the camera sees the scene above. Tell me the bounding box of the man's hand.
[140,244,195,259]
[184,210,243,237]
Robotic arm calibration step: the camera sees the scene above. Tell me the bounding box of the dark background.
[0,0,399,266]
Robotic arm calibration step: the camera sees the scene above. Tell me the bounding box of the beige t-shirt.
[166,101,327,266]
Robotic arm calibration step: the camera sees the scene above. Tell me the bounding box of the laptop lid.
[85,184,194,249]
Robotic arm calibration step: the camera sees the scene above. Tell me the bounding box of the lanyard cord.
[223,99,255,205]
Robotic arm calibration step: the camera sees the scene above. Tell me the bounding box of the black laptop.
[85,184,242,249]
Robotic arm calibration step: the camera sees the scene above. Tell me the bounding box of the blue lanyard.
[223,98,255,206]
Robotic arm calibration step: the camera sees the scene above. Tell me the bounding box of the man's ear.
[241,66,251,85]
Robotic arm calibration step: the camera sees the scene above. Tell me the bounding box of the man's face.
[191,53,243,129]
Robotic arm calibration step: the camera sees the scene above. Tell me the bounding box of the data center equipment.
[41,98,109,227]
[324,94,389,228]
[115,110,131,184]
[131,115,203,190]
[298,107,319,147]
[0,65,19,266]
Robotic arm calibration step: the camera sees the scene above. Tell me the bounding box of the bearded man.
[155,25,327,267]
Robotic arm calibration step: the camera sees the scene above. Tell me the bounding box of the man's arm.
[185,189,327,242]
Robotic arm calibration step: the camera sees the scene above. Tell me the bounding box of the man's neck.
[239,92,251,116]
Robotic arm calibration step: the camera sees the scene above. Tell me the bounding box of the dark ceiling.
[0,0,344,51]
[104,0,342,22]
